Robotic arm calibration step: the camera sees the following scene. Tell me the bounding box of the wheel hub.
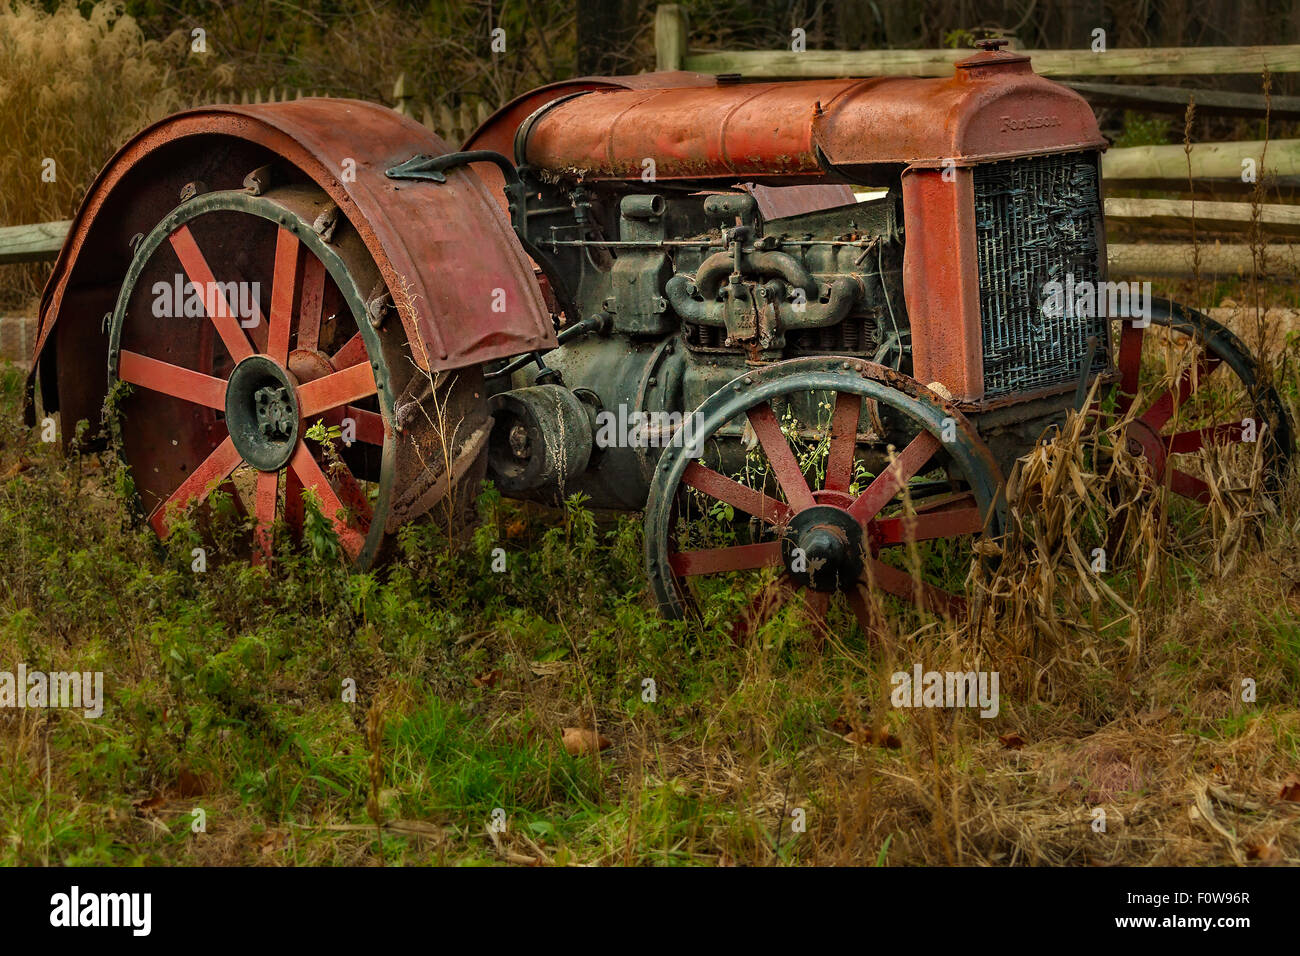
[225,355,300,471]
[1125,418,1167,477]
[781,504,865,592]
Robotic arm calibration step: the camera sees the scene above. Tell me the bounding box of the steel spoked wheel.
[644,357,1004,638]
[107,186,400,567]
[1103,300,1293,509]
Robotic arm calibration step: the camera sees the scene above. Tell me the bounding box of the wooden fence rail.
[655,4,1300,77]
[0,220,72,266]
[1064,82,1300,121]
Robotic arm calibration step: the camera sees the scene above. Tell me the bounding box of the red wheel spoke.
[329,462,374,529]
[118,350,227,410]
[874,505,984,547]
[681,461,793,526]
[297,252,327,352]
[800,589,833,643]
[1141,352,1223,432]
[323,406,385,446]
[864,560,965,618]
[298,361,377,418]
[252,470,278,565]
[1117,320,1145,399]
[824,391,862,493]
[289,441,368,559]
[1167,421,1246,455]
[266,228,300,365]
[846,585,883,640]
[746,402,816,511]
[1168,468,1212,504]
[148,436,243,537]
[803,590,830,621]
[284,467,304,540]
[913,490,977,513]
[668,540,783,577]
[168,226,254,364]
[847,430,941,525]
[332,332,367,370]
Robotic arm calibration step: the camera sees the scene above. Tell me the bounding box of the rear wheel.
[1102,301,1293,513]
[107,185,483,567]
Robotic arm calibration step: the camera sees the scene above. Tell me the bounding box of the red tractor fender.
[29,98,555,431]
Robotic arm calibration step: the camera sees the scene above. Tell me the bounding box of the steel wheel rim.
[644,357,1004,633]
[1105,300,1294,507]
[106,188,397,568]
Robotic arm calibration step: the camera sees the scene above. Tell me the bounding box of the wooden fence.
[6,16,1300,278]
[186,75,494,147]
[652,3,1300,279]
[655,4,1300,77]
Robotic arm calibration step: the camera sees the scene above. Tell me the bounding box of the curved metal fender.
[29,99,556,430]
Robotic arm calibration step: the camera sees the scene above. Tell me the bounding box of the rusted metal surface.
[32,98,556,431]
[901,167,984,402]
[468,73,857,218]
[517,50,1104,185]
[463,71,719,157]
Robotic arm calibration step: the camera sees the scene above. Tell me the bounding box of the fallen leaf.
[1137,707,1172,725]
[256,831,287,855]
[2,457,32,479]
[473,668,504,689]
[1279,777,1300,802]
[999,732,1026,750]
[505,519,527,538]
[1245,842,1283,863]
[561,727,611,756]
[131,795,164,816]
[843,727,901,749]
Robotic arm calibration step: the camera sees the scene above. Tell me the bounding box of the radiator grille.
[973,151,1107,397]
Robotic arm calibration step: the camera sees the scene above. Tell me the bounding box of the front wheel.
[643,357,1005,639]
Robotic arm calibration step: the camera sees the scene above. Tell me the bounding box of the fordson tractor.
[27,39,1293,635]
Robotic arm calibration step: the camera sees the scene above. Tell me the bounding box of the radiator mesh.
[973,152,1108,397]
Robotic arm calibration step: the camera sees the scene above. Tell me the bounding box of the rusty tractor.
[27,39,1294,633]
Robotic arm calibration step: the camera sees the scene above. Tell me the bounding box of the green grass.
[2,360,1299,866]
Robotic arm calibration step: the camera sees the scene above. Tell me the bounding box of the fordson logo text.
[1000,114,1062,132]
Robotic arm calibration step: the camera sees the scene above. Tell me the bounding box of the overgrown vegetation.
[1,349,1298,864]
[2,0,1299,867]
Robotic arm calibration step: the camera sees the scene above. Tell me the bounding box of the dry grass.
[0,1,189,302]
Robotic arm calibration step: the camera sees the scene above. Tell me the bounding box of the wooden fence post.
[655,5,688,72]
[392,73,414,117]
